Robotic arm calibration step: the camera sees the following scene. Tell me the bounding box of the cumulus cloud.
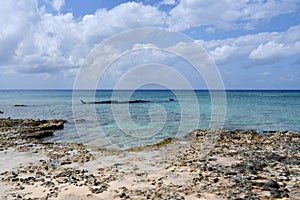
[198,25,300,66]
[51,0,65,12]
[0,0,299,80]
[160,0,177,6]
[0,1,166,75]
[0,0,40,66]
[249,27,300,63]
[168,0,299,31]
[249,41,288,60]
[209,45,237,64]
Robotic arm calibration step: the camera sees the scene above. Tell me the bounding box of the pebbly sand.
[0,118,299,199]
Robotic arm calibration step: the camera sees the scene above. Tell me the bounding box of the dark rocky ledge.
[0,118,67,139]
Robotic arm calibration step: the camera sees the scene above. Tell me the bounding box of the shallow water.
[0,90,299,149]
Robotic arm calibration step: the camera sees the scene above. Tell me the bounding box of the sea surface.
[0,90,299,149]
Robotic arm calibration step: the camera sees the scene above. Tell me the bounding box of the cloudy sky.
[0,0,299,89]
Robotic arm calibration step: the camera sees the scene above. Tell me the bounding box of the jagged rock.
[38,120,66,130]
[25,130,54,139]
[270,189,289,198]
[284,156,300,165]
[0,118,67,139]
[262,179,280,190]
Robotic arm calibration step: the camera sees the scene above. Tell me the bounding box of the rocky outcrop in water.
[0,118,66,139]
[14,105,27,107]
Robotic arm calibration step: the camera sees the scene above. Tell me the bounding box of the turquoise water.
[0,90,299,149]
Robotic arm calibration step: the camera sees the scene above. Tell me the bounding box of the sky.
[0,0,299,89]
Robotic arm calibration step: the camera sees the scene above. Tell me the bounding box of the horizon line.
[0,89,300,91]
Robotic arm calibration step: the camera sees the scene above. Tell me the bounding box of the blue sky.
[0,0,299,89]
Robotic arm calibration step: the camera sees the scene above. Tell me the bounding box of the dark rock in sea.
[14,104,27,107]
[75,119,86,123]
[0,111,3,114]
[81,99,150,104]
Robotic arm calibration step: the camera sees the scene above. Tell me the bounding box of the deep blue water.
[0,90,299,149]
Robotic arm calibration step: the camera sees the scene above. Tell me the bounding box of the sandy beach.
[0,118,299,199]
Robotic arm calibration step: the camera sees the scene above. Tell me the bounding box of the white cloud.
[51,0,65,12]
[0,0,299,80]
[249,26,300,64]
[133,43,159,50]
[0,0,40,65]
[168,0,299,31]
[0,1,166,75]
[160,0,177,6]
[198,25,300,66]
[249,41,288,60]
[209,45,237,64]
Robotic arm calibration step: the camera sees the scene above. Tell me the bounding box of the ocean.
[0,90,299,149]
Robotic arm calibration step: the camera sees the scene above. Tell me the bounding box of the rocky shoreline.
[0,118,299,199]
